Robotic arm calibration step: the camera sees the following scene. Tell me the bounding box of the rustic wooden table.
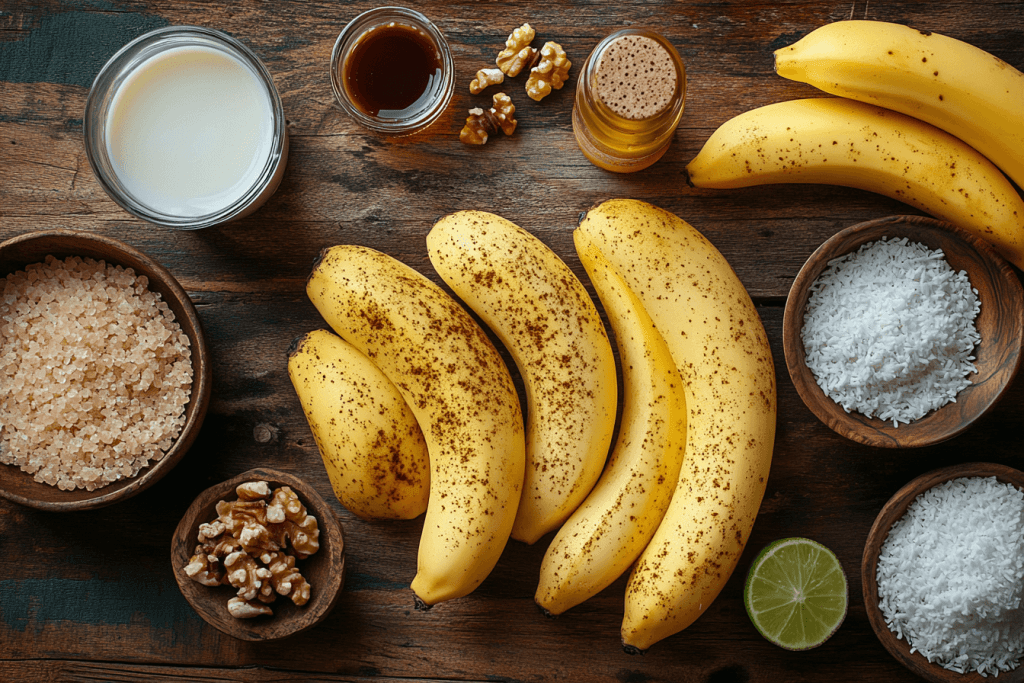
[2,1,1023,681]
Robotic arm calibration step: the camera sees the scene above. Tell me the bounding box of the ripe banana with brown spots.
[306,245,525,607]
[534,227,686,616]
[287,328,429,521]
[576,199,776,652]
[685,98,1024,269]
[774,20,1024,190]
[427,211,617,545]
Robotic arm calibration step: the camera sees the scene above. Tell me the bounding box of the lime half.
[743,537,848,650]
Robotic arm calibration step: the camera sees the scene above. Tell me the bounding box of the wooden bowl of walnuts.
[171,467,346,641]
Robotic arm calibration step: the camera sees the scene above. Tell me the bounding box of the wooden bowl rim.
[861,462,1024,683]
[783,215,1023,448]
[0,228,212,511]
[171,467,346,641]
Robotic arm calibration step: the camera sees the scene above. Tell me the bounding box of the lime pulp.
[743,537,848,650]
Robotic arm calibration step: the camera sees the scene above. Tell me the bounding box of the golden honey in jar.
[573,29,687,172]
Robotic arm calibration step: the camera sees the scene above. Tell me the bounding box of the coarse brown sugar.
[0,255,193,491]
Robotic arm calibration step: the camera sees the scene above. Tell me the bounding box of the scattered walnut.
[526,42,571,101]
[460,93,518,145]
[182,480,321,619]
[460,108,491,145]
[469,67,505,95]
[489,93,517,135]
[496,23,536,77]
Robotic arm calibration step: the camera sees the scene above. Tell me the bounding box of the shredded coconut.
[801,237,981,426]
[0,255,193,491]
[876,476,1024,677]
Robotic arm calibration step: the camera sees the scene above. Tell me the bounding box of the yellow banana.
[774,20,1024,190]
[534,228,686,616]
[577,199,776,652]
[427,211,617,545]
[685,97,1024,270]
[306,245,525,607]
[287,328,429,521]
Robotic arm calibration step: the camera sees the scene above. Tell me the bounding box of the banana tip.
[308,247,330,287]
[413,595,433,612]
[286,333,308,359]
[622,643,646,656]
[536,602,558,620]
[682,166,696,189]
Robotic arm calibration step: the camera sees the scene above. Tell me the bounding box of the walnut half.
[460,93,518,145]
[526,42,571,101]
[470,67,504,95]
[496,24,536,77]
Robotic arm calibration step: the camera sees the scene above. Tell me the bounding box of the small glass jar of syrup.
[331,7,454,135]
[573,29,687,173]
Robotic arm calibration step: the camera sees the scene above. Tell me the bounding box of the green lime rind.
[743,537,848,651]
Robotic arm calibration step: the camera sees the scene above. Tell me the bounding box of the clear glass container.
[330,7,454,136]
[573,29,687,173]
[84,26,289,230]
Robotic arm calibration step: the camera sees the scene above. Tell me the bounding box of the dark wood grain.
[861,462,1024,683]
[171,467,345,641]
[0,229,212,510]
[783,215,1024,448]
[2,0,1024,681]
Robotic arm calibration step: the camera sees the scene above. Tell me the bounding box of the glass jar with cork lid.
[572,29,686,173]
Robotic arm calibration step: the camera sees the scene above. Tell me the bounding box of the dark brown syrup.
[343,23,442,118]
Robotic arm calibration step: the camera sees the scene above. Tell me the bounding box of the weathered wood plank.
[2,0,1024,680]
[0,660,450,682]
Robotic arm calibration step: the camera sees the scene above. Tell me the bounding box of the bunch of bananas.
[288,201,776,652]
[686,20,1024,269]
[290,212,624,607]
[571,200,776,651]
[298,245,526,607]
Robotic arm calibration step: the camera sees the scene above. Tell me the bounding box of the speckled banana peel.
[685,98,1024,270]
[306,245,526,607]
[774,20,1024,190]
[287,328,429,521]
[534,228,686,616]
[427,211,617,545]
[576,199,776,653]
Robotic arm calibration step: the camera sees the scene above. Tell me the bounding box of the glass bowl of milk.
[85,27,288,229]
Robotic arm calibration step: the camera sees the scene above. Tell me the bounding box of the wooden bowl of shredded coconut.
[783,215,1023,448]
[862,463,1024,682]
[0,229,211,511]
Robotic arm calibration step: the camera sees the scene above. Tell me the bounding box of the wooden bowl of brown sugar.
[171,468,346,641]
[0,229,211,511]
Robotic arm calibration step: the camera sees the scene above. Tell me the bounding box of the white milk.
[105,44,275,217]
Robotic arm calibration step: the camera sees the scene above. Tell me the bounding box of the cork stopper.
[594,35,677,120]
